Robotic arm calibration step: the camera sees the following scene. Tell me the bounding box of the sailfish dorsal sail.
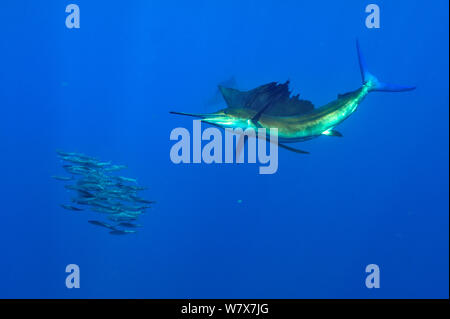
[218,81,314,116]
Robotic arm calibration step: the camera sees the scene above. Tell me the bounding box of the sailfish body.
[171,41,415,153]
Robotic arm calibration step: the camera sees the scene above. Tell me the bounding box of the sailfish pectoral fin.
[260,133,310,154]
[278,143,310,154]
[236,134,247,163]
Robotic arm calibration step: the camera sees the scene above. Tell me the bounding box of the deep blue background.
[0,0,448,298]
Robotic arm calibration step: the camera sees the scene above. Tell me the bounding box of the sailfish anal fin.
[322,129,343,137]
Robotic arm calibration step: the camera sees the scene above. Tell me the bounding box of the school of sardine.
[54,150,154,235]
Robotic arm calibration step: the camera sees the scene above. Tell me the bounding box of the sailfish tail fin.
[356,39,416,92]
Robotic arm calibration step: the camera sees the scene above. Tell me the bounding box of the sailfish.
[170,40,415,154]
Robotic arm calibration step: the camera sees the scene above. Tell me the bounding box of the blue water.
[0,0,448,298]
